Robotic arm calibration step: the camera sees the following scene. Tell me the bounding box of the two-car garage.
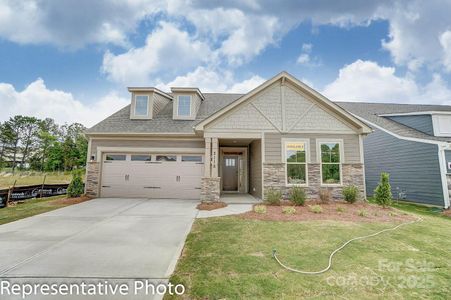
[100,152,204,199]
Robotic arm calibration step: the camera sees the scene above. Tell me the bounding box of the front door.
[222,155,238,191]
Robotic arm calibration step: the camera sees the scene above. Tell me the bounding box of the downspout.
[438,144,450,209]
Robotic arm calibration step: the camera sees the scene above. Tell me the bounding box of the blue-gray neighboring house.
[338,102,451,209]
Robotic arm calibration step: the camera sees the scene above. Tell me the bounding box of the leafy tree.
[374,172,393,208]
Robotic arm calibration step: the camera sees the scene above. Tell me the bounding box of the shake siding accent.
[363,128,444,206]
[386,115,434,135]
[90,139,204,157]
[249,140,262,198]
[264,133,360,163]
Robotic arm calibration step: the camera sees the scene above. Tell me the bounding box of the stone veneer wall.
[200,177,221,202]
[263,163,365,201]
[85,162,100,197]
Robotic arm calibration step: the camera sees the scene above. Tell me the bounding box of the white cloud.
[323,60,451,105]
[102,22,213,85]
[297,54,310,64]
[440,30,451,73]
[156,67,264,93]
[0,0,165,48]
[0,79,128,127]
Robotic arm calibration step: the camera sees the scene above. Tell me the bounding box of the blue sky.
[1,1,451,126]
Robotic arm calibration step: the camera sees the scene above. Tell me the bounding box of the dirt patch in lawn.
[197,201,227,211]
[241,201,416,223]
[49,195,92,206]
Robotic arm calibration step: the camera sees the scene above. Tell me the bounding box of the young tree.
[374,172,393,208]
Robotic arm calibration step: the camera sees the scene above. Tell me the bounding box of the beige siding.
[153,93,170,116]
[264,133,361,163]
[90,138,204,158]
[249,139,262,198]
[206,80,356,133]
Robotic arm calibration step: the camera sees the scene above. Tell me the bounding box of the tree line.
[0,116,87,173]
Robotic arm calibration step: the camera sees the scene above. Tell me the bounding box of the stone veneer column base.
[200,177,221,202]
[263,162,365,201]
[85,161,100,198]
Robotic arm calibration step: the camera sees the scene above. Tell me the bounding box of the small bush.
[319,188,331,204]
[290,186,306,206]
[357,209,369,217]
[342,185,359,203]
[336,206,345,213]
[265,189,282,205]
[254,205,267,214]
[67,169,84,198]
[374,172,393,208]
[282,206,296,215]
[309,205,323,214]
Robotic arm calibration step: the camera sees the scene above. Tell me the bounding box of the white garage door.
[100,153,204,199]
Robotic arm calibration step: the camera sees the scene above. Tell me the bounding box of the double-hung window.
[284,140,308,185]
[134,95,149,116]
[177,95,191,117]
[319,141,342,185]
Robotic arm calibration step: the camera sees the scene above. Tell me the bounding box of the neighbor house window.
[177,95,191,116]
[134,95,149,116]
[285,141,307,185]
[319,141,342,185]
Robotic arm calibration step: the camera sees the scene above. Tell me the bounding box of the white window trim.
[282,138,310,187]
[316,138,344,187]
[134,95,150,117]
[177,95,192,117]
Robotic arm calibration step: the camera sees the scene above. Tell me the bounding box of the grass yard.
[0,171,78,189]
[168,206,450,299]
[0,195,89,225]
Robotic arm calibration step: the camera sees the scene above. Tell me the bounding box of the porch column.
[211,137,219,177]
[201,137,220,202]
[204,137,211,177]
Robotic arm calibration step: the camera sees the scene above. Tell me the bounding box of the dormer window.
[177,95,191,117]
[134,95,149,116]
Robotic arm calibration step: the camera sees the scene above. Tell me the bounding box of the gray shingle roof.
[88,92,451,144]
[86,93,243,134]
[337,102,451,143]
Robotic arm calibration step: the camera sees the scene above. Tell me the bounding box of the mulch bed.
[49,195,92,206]
[241,200,416,223]
[442,209,451,218]
[197,201,228,211]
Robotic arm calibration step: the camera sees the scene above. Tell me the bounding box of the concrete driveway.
[0,198,199,299]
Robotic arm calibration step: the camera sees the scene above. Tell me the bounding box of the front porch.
[201,136,263,202]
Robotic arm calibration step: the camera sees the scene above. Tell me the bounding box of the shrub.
[357,210,369,217]
[290,186,306,206]
[319,188,331,204]
[282,206,296,215]
[336,206,345,213]
[67,169,84,198]
[254,205,267,214]
[342,185,359,203]
[374,172,393,208]
[265,189,281,205]
[309,205,323,214]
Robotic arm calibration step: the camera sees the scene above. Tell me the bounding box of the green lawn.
[0,171,78,189]
[168,208,450,299]
[0,195,75,225]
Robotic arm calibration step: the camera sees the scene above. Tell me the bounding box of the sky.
[1,0,451,127]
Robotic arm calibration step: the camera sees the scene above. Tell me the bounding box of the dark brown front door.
[222,155,238,191]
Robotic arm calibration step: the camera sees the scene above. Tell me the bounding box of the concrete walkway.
[197,204,253,218]
[0,198,198,299]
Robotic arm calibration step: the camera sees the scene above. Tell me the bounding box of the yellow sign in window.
[286,143,305,151]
